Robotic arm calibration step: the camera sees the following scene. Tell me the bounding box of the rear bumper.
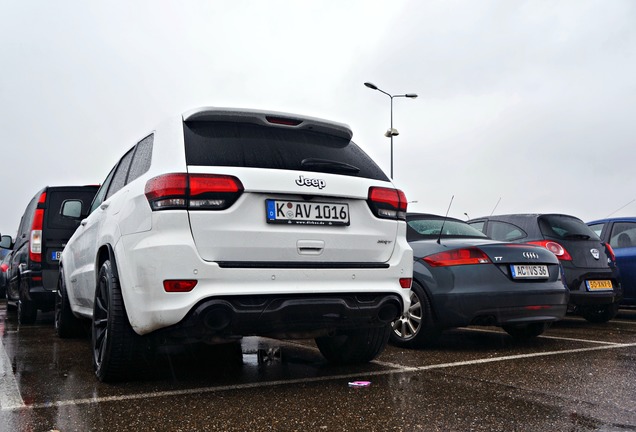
[155,293,403,343]
[569,290,622,306]
[115,220,413,336]
[417,260,569,328]
[562,265,622,306]
[433,290,569,327]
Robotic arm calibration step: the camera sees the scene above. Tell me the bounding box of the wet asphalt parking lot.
[1,303,635,432]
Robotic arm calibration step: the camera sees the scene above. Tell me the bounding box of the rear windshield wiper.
[301,158,360,174]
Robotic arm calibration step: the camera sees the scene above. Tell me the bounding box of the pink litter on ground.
[348,381,371,387]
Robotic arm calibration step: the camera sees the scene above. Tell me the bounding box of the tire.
[315,325,391,364]
[390,281,440,348]
[55,270,84,338]
[503,322,549,340]
[18,280,37,324]
[92,260,148,382]
[579,303,619,323]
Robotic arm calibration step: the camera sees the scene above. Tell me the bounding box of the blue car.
[587,217,636,306]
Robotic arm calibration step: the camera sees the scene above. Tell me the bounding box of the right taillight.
[528,240,572,261]
[29,192,47,263]
[605,243,616,263]
[367,187,407,220]
[144,173,244,211]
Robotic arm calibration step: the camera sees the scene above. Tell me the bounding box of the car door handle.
[100,203,110,210]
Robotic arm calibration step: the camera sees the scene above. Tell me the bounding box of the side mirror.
[0,234,13,250]
[61,199,83,219]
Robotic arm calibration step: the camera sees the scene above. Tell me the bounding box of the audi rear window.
[407,218,488,241]
[183,121,389,181]
[538,215,600,241]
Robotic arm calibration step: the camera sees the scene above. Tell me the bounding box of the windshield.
[407,217,488,241]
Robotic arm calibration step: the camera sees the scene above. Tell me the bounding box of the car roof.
[587,217,636,224]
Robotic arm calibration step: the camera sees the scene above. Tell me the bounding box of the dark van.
[5,185,98,323]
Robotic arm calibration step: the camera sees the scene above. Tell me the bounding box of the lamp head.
[364,82,378,90]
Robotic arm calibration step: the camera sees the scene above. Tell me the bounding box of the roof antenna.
[490,197,502,216]
[437,195,454,244]
[606,198,636,218]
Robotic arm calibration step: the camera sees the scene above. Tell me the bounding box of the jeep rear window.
[183,121,389,181]
[538,215,600,241]
[47,189,98,230]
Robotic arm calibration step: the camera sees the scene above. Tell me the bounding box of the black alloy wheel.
[92,260,146,382]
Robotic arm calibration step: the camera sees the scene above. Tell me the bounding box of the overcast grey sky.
[1,0,635,236]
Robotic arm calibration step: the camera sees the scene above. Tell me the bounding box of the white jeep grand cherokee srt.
[57,107,413,382]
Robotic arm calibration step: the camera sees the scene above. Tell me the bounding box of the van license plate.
[585,280,613,291]
[266,200,350,226]
[51,251,61,261]
[510,264,549,279]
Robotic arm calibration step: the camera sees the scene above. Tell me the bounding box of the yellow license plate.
[586,280,613,291]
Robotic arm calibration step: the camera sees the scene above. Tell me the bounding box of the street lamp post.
[364,82,417,179]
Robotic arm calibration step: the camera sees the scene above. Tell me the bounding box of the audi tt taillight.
[145,173,244,211]
[367,187,407,220]
[30,192,47,263]
[528,240,572,261]
[423,247,491,267]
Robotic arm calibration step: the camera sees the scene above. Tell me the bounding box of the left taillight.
[423,247,491,267]
[367,187,407,220]
[30,192,47,263]
[145,173,244,211]
[0,263,8,273]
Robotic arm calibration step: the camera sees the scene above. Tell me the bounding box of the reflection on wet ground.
[1,306,635,431]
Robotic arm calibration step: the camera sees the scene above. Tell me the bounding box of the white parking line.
[536,334,619,345]
[461,327,620,345]
[0,339,25,410]
[3,342,635,412]
[610,319,636,325]
[413,343,636,371]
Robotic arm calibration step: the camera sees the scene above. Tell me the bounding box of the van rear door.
[42,186,98,290]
